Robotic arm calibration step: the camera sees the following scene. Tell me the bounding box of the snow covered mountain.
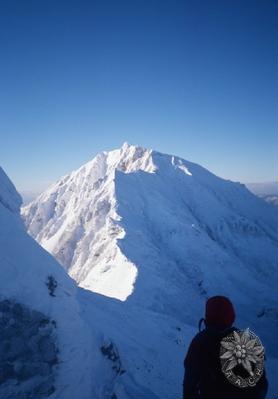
[21,143,278,397]
[22,143,278,304]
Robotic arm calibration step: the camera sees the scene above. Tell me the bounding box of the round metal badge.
[220,329,265,388]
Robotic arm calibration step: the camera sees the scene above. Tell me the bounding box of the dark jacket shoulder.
[183,327,268,399]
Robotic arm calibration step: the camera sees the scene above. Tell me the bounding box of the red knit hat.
[205,296,235,329]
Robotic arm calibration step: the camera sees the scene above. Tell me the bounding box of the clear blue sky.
[1,0,277,193]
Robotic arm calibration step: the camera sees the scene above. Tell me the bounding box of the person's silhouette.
[183,296,268,399]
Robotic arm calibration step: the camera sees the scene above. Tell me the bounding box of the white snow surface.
[18,143,278,397]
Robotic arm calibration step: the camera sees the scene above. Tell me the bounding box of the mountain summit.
[22,143,156,300]
[22,144,278,323]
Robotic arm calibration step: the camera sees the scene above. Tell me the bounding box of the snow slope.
[0,167,96,399]
[21,143,278,397]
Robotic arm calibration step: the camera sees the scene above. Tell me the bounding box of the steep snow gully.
[1,143,278,398]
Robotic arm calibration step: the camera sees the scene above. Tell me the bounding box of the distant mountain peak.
[22,145,278,312]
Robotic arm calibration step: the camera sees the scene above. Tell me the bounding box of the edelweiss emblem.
[220,329,264,388]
